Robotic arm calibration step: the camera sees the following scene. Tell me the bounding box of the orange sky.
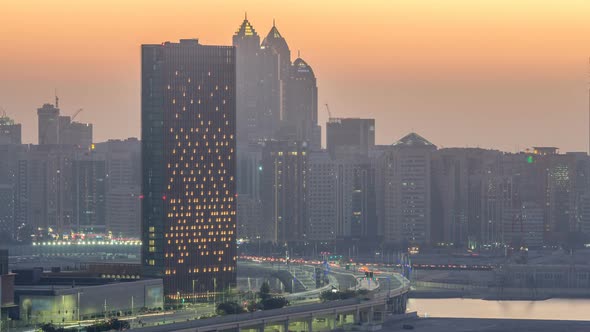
[1,0,590,151]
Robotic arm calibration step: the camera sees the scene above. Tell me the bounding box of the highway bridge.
[132,273,410,332]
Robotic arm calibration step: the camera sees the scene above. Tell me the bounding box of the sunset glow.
[1,0,589,151]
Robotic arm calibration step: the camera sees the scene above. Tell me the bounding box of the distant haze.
[1,0,589,152]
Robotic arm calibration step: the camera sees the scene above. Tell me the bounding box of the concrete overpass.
[132,274,410,332]
[237,262,310,293]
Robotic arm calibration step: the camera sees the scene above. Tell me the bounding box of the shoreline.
[410,288,590,301]
[383,317,590,332]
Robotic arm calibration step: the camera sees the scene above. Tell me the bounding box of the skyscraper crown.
[393,132,435,147]
[261,20,289,51]
[292,57,315,77]
[235,14,258,37]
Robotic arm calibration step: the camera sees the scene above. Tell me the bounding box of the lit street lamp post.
[192,279,198,305]
[77,291,83,323]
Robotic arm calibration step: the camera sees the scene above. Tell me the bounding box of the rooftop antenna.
[55,88,59,108]
[298,50,301,58]
[273,18,276,27]
[245,12,247,20]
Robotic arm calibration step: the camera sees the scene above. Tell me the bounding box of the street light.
[387,276,392,299]
[213,277,217,307]
[77,291,84,323]
[192,279,198,305]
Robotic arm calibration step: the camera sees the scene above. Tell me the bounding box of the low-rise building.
[12,265,163,324]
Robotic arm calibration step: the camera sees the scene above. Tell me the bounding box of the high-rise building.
[95,138,141,237]
[37,104,60,145]
[141,39,237,298]
[431,148,503,247]
[503,201,545,248]
[0,115,21,145]
[236,143,263,240]
[59,116,93,147]
[261,140,308,245]
[327,118,375,158]
[262,21,291,119]
[307,151,378,247]
[0,145,26,241]
[37,103,93,146]
[570,152,590,235]
[233,16,281,145]
[233,16,261,145]
[0,249,7,275]
[307,151,337,242]
[283,56,320,150]
[19,145,77,235]
[350,161,378,240]
[379,133,436,246]
[580,193,590,235]
[233,16,320,151]
[73,149,106,233]
[508,147,581,244]
[0,184,14,240]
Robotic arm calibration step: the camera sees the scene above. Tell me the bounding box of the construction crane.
[71,108,83,121]
[324,103,332,120]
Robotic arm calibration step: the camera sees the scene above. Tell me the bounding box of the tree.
[258,281,271,301]
[320,290,340,302]
[216,301,246,315]
[40,324,64,332]
[109,318,130,331]
[246,300,261,312]
[260,297,289,310]
[320,289,363,302]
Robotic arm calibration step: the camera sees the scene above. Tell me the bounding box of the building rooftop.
[235,15,257,37]
[261,20,289,50]
[268,24,282,39]
[293,57,315,76]
[0,115,16,126]
[393,132,435,147]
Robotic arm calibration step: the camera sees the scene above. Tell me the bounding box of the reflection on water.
[408,298,590,321]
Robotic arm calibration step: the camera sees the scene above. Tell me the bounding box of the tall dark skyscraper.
[95,138,142,238]
[141,39,237,299]
[73,149,106,233]
[37,103,60,145]
[233,16,281,145]
[262,21,291,134]
[261,140,308,245]
[261,20,291,92]
[284,56,320,150]
[233,16,261,145]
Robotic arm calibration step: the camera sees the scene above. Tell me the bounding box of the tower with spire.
[283,55,320,150]
[261,19,292,129]
[261,19,291,76]
[232,14,281,145]
[233,16,321,246]
[233,13,261,145]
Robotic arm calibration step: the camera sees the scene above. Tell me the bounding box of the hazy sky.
[1,1,589,152]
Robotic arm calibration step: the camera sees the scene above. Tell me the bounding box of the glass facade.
[141,39,237,299]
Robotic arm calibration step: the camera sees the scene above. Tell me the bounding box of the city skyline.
[1,1,590,152]
[3,2,590,329]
